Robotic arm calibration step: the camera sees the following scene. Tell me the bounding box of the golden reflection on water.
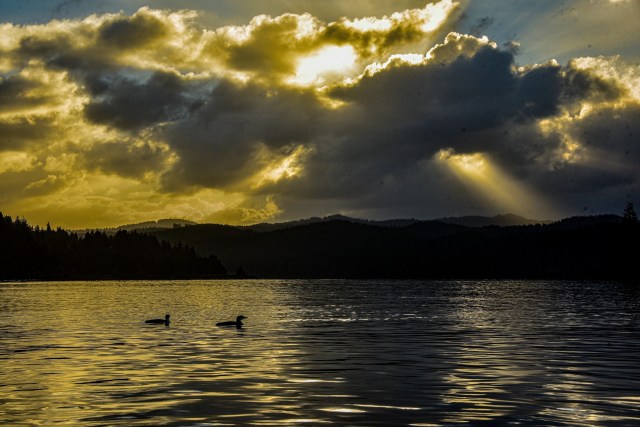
[1,280,310,425]
[320,407,367,413]
[1,280,639,426]
[439,283,552,424]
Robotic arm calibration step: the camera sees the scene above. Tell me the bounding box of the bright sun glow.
[341,0,455,33]
[437,148,553,218]
[262,156,300,182]
[290,45,357,85]
[439,150,486,173]
[253,146,310,189]
[418,0,455,32]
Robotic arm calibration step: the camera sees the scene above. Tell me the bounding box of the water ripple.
[0,280,639,426]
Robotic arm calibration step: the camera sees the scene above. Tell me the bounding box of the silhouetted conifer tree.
[623,202,637,223]
[0,212,227,280]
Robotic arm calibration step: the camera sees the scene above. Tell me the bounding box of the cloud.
[0,3,638,227]
[0,74,47,113]
[199,0,460,84]
[97,7,172,49]
[80,138,176,179]
[83,70,197,130]
[268,34,638,217]
[160,79,324,191]
[0,62,80,116]
[206,195,282,225]
[326,33,563,154]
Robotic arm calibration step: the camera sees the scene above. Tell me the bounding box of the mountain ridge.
[150,213,633,280]
[72,213,551,234]
[2,209,635,280]
[241,213,550,232]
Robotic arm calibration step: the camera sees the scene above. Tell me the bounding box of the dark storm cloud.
[0,118,57,151]
[0,4,638,225]
[97,9,170,49]
[331,45,519,133]
[324,37,562,162]
[502,41,520,55]
[218,33,638,216]
[11,7,185,78]
[18,33,75,59]
[321,18,429,57]
[81,139,173,178]
[562,62,627,103]
[13,23,114,77]
[0,74,47,113]
[161,79,324,190]
[516,64,564,119]
[142,31,638,215]
[221,14,317,77]
[572,104,640,163]
[84,71,196,130]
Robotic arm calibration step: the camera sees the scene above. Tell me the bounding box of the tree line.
[0,212,227,280]
[154,209,639,281]
[2,204,638,281]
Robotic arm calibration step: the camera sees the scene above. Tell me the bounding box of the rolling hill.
[152,214,635,280]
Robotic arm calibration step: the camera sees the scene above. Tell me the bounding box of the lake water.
[1,280,639,426]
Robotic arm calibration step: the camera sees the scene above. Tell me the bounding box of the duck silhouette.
[145,314,170,325]
[216,315,246,328]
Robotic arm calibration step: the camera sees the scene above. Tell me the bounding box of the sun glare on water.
[291,45,357,85]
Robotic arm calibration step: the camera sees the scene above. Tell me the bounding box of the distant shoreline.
[0,274,255,283]
[3,211,638,283]
[1,277,633,284]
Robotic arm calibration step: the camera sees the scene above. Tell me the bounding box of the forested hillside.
[0,212,227,280]
[2,210,638,281]
[154,216,638,280]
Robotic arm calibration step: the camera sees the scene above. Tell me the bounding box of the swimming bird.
[145,314,170,325]
[216,315,247,328]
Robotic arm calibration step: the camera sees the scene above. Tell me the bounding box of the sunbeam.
[437,149,555,218]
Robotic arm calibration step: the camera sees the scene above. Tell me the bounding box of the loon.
[216,315,247,328]
[145,314,170,325]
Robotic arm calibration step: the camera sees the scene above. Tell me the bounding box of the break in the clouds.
[0,1,638,227]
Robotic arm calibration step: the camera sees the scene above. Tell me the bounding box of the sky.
[0,0,638,228]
